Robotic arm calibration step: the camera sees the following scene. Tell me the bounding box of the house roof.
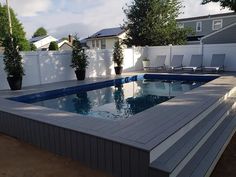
[29,35,50,43]
[177,12,236,22]
[201,22,236,43]
[87,27,125,39]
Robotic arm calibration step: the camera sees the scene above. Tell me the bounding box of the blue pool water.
[31,79,204,120]
[10,74,217,120]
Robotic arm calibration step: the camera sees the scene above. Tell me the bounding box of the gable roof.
[201,22,236,43]
[177,12,236,22]
[88,27,125,39]
[29,35,50,43]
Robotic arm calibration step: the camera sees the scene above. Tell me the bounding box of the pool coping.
[0,73,234,150]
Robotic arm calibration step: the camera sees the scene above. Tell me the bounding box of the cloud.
[0,0,52,16]
[1,0,232,39]
[180,0,231,18]
[48,23,96,39]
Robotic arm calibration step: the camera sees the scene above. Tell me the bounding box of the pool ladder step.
[149,98,236,177]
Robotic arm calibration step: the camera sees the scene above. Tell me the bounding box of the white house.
[29,35,58,50]
[29,35,73,51]
[57,39,72,51]
[86,27,126,49]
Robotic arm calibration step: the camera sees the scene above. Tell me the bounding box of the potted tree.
[3,35,24,90]
[113,40,124,75]
[70,36,89,80]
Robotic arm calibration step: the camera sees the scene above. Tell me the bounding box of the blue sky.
[0,0,232,39]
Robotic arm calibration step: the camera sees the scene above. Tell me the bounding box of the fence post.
[169,44,173,67]
[37,51,42,85]
[132,46,135,70]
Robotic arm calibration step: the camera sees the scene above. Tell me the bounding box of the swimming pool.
[10,74,217,120]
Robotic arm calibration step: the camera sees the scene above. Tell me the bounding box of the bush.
[48,41,59,51]
[113,40,124,67]
[3,35,24,77]
[70,36,89,71]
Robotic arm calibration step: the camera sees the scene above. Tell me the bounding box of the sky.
[0,0,232,39]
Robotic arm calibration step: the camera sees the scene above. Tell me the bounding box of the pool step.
[149,98,236,177]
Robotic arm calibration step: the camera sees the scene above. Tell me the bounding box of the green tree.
[30,43,37,51]
[0,3,30,51]
[32,27,47,38]
[48,41,59,51]
[123,0,191,46]
[113,40,124,67]
[202,0,236,11]
[3,34,24,77]
[70,36,89,71]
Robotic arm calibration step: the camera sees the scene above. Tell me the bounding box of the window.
[92,40,95,48]
[101,39,106,49]
[212,19,223,30]
[178,23,184,29]
[96,40,99,48]
[196,21,202,32]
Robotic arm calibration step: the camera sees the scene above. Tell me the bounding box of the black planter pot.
[114,66,123,75]
[7,76,22,90]
[75,70,86,80]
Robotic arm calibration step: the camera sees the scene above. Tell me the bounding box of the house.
[177,12,236,44]
[29,35,73,51]
[29,35,57,50]
[57,39,72,51]
[86,27,126,49]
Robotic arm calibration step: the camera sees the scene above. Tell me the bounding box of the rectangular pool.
[9,74,217,120]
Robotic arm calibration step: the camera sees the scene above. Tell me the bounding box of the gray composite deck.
[0,73,236,177]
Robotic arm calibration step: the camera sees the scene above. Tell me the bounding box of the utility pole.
[6,0,13,35]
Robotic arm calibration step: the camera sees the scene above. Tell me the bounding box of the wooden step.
[149,99,235,177]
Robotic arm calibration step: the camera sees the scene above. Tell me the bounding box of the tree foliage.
[48,41,59,51]
[2,34,24,77]
[202,0,236,11]
[0,3,30,51]
[113,40,124,67]
[33,27,47,38]
[71,36,89,71]
[30,43,37,51]
[123,0,191,46]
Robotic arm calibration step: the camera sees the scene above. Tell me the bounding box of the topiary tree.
[70,36,89,80]
[123,0,191,46]
[113,40,124,67]
[3,34,24,78]
[32,27,47,38]
[48,41,59,51]
[0,3,30,51]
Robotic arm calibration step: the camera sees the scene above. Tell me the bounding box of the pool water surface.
[32,79,204,120]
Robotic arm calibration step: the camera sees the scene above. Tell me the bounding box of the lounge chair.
[182,55,202,72]
[203,54,225,73]
[169,55,184,71]
[144,55,166,71]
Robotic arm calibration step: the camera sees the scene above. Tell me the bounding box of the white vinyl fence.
[0,43,236,90]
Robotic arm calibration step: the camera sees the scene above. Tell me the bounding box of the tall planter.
[70,35,89,81]
[7,76,22,90]
[75,69,86,80]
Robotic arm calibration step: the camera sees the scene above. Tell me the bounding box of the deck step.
[149,99,235,177]
[189,114,236,177]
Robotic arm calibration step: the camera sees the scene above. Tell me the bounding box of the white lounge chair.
[203,54,225,73]
[144,55,166,71]
[169,55,184,71]
[182,55,202,72]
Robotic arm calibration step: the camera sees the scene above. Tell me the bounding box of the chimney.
[68,34,72,43]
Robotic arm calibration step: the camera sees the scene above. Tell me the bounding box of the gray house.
[177,12,236,44]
